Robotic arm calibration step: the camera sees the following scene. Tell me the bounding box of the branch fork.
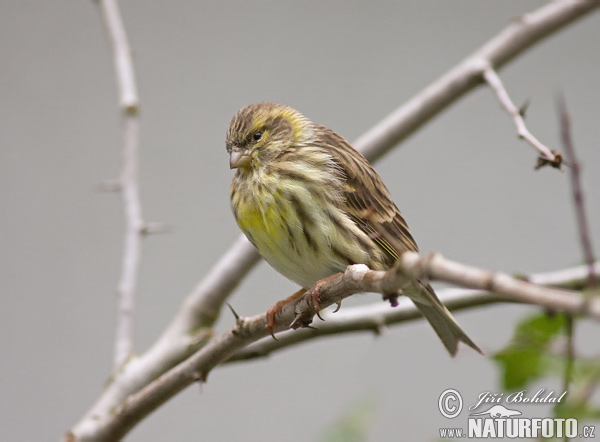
[482,66,563,169]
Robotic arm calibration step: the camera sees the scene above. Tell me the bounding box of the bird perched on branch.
[227,102,480,356]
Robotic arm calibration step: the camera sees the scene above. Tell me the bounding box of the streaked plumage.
[227,102,480,356]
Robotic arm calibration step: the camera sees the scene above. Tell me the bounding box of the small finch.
[227,102,480,356]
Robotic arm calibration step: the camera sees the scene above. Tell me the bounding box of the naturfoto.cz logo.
[438,388,596,439]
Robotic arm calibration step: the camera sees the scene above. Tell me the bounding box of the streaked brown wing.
[314,126,482,355]
[316,125,419,266]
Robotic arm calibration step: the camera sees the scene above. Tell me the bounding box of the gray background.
[2,1,599,440]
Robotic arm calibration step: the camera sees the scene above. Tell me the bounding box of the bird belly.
[233,186,370,289]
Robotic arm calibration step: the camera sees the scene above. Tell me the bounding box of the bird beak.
[229,148,250,169]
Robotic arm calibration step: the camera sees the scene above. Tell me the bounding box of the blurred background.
[2,1,599,440]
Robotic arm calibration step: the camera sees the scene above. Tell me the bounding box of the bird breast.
[231,170,374,288]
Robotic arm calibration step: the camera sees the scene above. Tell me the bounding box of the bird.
[227,102,480,356]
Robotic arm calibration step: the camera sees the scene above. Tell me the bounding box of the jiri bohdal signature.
[469,388,567,411]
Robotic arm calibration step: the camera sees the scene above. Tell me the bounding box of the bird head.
[226,102,312,170]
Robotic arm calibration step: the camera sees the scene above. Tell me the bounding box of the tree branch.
[96,0,144,370]
[558,95,598,292]
[483,67,561,168]
[229,260,600,363]
[69,257,600,440]
[96,0,138,111]
[354,0,599,163]
[69,236,257,441]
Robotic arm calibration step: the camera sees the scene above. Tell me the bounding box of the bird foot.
[265,288,307,338]
[266,273,344,334]
[304,272,342,321]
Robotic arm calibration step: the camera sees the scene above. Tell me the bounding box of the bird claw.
[332,300,342,313]
[305,272,341,320]
[306,286,324,321]
[264,274,341,335]
[265,307,279,341]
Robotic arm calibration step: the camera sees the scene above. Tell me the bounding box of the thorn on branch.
[374,323,388,336]
[96,179,122,193]
[483,67,560,169]
[226,303,240,321]
[290,311,314,330]
[519,99,530,118]
[141,222,171,235]
[192,370,207,384]
[230,309,249,337]
[534,151,563,170]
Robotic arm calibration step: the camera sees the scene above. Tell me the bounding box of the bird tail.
[407,281,481,356]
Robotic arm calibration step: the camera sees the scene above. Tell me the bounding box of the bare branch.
[562,314,575,415]
[228,289,498,363]
[68,257,600,440]
[230,259,600,363]
[354,0,599,163]
[556,96,597,417]
[96,0,144,370]
[483,67,562,168]
[231,259,600,363]
[163,234,260,338]
[96,0,138,111]
[69,236,257,440]
[558,95,598,292]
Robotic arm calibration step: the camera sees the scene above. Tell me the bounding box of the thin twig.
[557,96,596,441]
[354,0,599,163]
[96,0,138,111]
[558,95,597,293]
[562,313,574,442]
[483,67,562,169]
[97,0,143,371]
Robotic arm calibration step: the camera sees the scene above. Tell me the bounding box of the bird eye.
[252,131,263,142]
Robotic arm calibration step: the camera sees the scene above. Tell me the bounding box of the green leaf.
[513,313,566,347]
[494,349,542,390]
[493,313,566,390]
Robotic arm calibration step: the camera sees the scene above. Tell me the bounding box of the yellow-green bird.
[227,102,480,356]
